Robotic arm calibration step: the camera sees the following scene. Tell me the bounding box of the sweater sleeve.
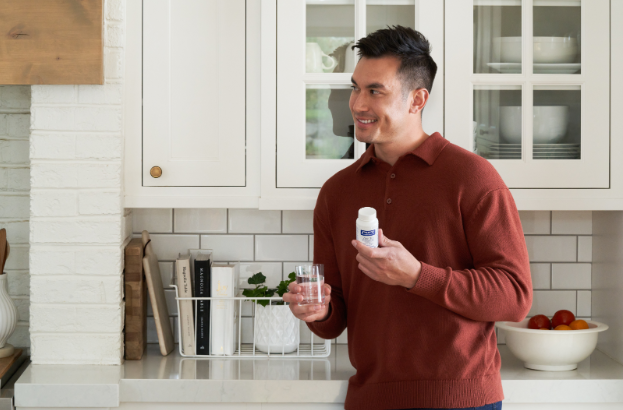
[407,188,532,322]
[306,187,347,340]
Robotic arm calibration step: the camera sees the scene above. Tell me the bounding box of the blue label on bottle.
[360,229,375,236]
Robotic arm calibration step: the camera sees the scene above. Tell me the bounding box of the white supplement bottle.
[356,207,379,248]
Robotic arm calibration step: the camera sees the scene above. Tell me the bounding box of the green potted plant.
[243,272,299,353]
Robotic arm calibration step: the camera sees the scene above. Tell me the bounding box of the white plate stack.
[476,138,580,160]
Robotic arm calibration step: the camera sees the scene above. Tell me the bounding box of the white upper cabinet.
[143,0,246,187]
[445,0,610,189]
[125,0,262,208]
[269,0,444,192]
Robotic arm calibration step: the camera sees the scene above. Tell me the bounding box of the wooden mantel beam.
[0,0,103,85]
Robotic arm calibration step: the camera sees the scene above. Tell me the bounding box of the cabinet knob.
[150,166,162,178]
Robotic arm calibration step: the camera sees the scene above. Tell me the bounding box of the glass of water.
[295,264,325,306]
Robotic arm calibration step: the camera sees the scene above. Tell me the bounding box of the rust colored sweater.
[308,132,532,410]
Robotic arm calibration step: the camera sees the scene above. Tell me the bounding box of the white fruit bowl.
[500,106,569,144]
[496,319,608,371]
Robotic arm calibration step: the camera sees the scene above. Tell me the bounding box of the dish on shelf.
[477,139,581,149]
[496,319,608,371]
[493,37,579,64]
[487,63,581,74]
[499,106,570,144]
[477,139,581,160]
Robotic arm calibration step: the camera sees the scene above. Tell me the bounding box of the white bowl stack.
[496,319,608,371]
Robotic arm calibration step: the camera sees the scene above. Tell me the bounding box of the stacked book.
[175,252,239,356]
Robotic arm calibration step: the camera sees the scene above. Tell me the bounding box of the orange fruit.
[569,319,589,330]
[554,325,572,330]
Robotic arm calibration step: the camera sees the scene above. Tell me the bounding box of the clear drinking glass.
[295,264,325,306]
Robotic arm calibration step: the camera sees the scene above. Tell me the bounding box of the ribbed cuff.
[406,262,449,301]
[306,300,344,340]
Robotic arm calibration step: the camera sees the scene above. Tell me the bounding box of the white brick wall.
[131,209,593,347]
[28,0,130,365]
[0,85,31,351]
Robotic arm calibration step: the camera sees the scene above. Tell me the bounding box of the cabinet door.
[276,0,443,189]
[446,0,609,188]
[143,0,246,187]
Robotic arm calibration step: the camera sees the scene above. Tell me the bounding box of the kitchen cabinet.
[124,0,262,208]
[125,0,623,210]
[143,0,245,187]
[259,0,444,208]
[445,0,609,189]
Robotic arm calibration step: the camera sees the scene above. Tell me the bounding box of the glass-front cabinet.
[446,0,609,188]
[276,0,443,188]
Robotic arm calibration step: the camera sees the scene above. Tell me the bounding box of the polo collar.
[356,132,448,172]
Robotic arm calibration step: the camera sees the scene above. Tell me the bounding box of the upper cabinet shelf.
[0,0,103,85]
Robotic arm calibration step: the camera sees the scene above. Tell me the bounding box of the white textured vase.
[0,274,17,349]
[254,304,299,354]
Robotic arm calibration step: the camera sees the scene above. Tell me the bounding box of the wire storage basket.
[171,277,331,359]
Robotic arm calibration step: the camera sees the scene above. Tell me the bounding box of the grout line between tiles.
[576,290,578,316]
[171,208,175,233]
[549,211,552,234]
[576,236,579,262]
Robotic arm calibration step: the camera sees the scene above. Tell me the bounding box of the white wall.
[132,209,594,347]
[0,86,32,349]
[592,211,623,364]
[27,0,131,365]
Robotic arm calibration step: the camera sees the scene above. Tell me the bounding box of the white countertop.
[14,344,623,408]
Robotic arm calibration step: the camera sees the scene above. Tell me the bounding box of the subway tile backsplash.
[174,208,227,233]
[255,235,309,261]
[551,211,593,235]
[132,209,593,346]
[524,236,578,262]
[228,209,281,234]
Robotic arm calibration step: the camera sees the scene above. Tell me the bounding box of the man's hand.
[352,228,422,289]
[282,282,332,322]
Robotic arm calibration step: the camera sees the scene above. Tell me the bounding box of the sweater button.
[387,198,392,204]
[390,173,396,179]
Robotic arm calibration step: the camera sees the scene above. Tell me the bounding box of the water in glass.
[295,264,325,306]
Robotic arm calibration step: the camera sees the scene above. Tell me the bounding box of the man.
[283,26,532,410]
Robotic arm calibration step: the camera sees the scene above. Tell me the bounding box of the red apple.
[528,314,551,330]
[551,310,575,329]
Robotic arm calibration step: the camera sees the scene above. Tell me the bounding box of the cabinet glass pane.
[533,4,581,74]
[533,89,580,160]
[306,2,355,73]
[473,5,522,74]
[366,1,415,35]
[474,88,522,160]
[306,85,355,159]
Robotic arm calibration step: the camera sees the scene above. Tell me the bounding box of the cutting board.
[0,348,24,388]
[124,238,147,360]
[142,231,174,356]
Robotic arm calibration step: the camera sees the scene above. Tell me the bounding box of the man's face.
[349,56,412,144]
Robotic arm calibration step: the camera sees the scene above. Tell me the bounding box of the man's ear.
[409,88,430,115]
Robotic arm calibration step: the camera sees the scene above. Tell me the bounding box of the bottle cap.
[358,207,377,221]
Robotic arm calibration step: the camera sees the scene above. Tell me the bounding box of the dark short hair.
[353,25,437,96]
